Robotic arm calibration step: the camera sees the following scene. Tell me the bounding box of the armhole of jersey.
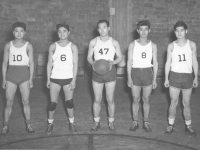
[52,42,57,55]
[132,40,136,52]
[93,37,98,48]
[26,42,29,57]
[171,42,174,53]
[188,40,193,52]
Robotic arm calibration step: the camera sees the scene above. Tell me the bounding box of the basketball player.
[45,22,78,135]
[2,22,35,134]
[164,21,198,136]
[127,20,158,132]
[87,20,122,132]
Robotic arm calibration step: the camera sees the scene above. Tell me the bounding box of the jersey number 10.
[13,55,22,61]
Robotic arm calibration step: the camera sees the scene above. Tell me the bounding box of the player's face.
[13,27,26,39]
[57,27,70,40]
[174,26,187,39]
[137,26,150,38]
[97,22,110,37]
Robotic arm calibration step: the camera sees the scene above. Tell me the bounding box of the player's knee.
[65,99,74,109]
[48,102,57,111]
[133,97,140,103]
[94,96,102,103]
[142,97,149,103]
[106,97,114,105]
[6,101,14,107]
[22,100,30,106]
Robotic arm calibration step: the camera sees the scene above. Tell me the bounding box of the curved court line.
[0,133,199,150]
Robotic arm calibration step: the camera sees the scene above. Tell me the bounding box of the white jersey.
[171,40,192,73]
[132,40,153,68]
[93,37,115,61]
[51,42,73,79]
[9,41,29,66]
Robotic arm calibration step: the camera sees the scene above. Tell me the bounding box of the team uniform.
[131,40,153,87]
[169,40,193,90]
[92,36,116,83]
[6,41,30,85]
[50,42,73,86]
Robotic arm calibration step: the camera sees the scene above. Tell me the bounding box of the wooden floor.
[0,78,199,150]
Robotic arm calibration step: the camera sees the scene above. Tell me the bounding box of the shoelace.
[187,126,194,132]
[166,126,173,131]
[2,126,8,132]
[132,121,138,126]
[144,122,150,129]
[27,125,34,131]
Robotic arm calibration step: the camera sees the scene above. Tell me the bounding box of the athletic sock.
[94,117,100,123]
[185,120,191,126]
[108,117,114,123]
[69,117,74,124]
[48,119,54,124]
[168,118,175,125]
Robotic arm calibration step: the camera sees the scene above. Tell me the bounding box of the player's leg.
[46,82,61,135]
[63,81,77,134]
[182,89,196,136]
[90,81,104,131]
[129,85,141,131]
[165,87,180,134]
[105,80,116,131]
[19,81,34,133]
[2,81,17,134]
[142,85,152,132]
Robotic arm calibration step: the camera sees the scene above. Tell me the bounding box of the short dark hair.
[137,20,150,29]
[174,21,187,31]
[12,22,26,31]
[56,22,70,31]
[97,20,109,28]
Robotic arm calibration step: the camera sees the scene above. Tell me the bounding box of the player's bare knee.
[22,100,30,107]
[142,97,149,104]
[107,99,114,105]
[6,101,14,107]
[48,102,57,111]
[94,96,102,104]
[65,99,74,109]
[133,97,140,103]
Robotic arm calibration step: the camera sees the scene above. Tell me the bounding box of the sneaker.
[26,125,35,133]
[165,124,174,134]
[109,122,116,132]
[90,122,100,132]
[129,121,139,132]
[185,125,196,137]
[46,123,53,135]
[143,122,152,133]
[69,123,77,134]
[2,125,9,135]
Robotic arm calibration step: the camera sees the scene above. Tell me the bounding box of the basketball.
[94,59,110,75]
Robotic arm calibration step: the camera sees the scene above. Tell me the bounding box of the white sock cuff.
[185,120,191,125]
[108,117,115,123]
[48,119,54,124]
[69,117,74,123]
[94,117,100,123]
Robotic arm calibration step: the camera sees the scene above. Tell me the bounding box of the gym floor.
[0,77,200,150]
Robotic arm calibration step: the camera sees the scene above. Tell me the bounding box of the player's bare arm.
[46,43,56,88]
[87,38,97,70]
[190,41,198,88]
[112,39,122,65]
[164,43,173,88]
[2,42,10,89]
[152,42,158,89]
[127,41,134,88]
[27,43,34,89]
[70,43,78,90]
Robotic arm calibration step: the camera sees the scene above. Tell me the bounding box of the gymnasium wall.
[0,0,109,77]
[0,0,200,78]
[129,0,200,76]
